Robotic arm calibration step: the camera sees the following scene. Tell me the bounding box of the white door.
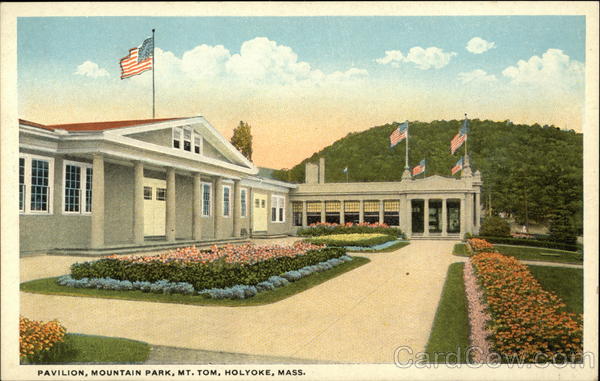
[143,178,166,236]
[253,192,268,232]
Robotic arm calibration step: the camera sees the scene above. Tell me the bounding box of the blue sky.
[17,16,587,167]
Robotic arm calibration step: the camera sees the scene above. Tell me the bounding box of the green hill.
[272,119,583,231]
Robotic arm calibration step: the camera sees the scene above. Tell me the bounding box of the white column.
[460,196,466,237]
[359,200,364,223]
[379,200,384,224]
[133,161,144,244]
[301,201,307,227]
[192,173,202,240]
[423,198,429,236]
[213,177,222,239]
[465,192,473,234]
[339,200,345,224]
[320,201,326,223]
[232,180,241,237]
[165,167,176,241]
[90,154,104,248]
[441,198,448,236]
[475,191,481,234]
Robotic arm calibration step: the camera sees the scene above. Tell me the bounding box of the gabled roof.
[20,117,185,132]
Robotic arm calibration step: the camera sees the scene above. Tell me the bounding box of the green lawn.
[528,265,584,315]
[346,240,410,253]
[495,245,583,264]
[20,256,369,307]
[452,243,583,264]
[22,334,150,364]
[425,262,470,363]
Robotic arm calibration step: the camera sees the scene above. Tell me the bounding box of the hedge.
[71,247,346,291]
[304,234,396,247]
[298,223,405,238]
[476,236,579,252]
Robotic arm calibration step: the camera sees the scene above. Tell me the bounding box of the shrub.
[297,222,405,239]
[58,275,195,295]
[303,233,396,247]
[20,317,67,362]
[471,252,583,362]
[479,216,511,237]
[71,246,346,291]
[476,236,579,252]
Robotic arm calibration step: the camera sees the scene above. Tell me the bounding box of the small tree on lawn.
[479,215,511,237]
[548,207,577,245]
[231,121,253,161]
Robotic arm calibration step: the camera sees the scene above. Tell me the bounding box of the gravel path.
[20,240,458,363]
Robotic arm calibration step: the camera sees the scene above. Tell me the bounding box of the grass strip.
[527,265,583,315]
[495,245,582,264]
[22,333,150,364]
[21,256,369,307]
[425,262,470,363]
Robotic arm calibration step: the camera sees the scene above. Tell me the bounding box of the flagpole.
[152,29,156,119]
[405,120,409,170]
[464,113,468,160]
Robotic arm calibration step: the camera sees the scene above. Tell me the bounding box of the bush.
[476,236,579,252]
[297,222,405,239]
[303,233,396,247]
[71,247,346,291]
[479,216,511,237]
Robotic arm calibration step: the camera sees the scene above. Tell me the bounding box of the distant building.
[18,116,481,255]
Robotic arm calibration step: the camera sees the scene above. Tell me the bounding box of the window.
[306,201,321,225]
[144,186,152,200]
[383,200,400,226]
[223,186,231,217]
[292,202,303,226]
[183,128,192,152]
[202,183,211,216]
[156,188,167,201]
[325,201,341,224]
[194,136,201,154]
[271,195,285,223]
[63,161,93,214]
[19,157,25,212]
[363,200,379,224]
[240,189,247,217]
[344,201,360,224]
[172,127,182,149]
[20,154,54,214]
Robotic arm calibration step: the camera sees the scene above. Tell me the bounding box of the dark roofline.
[19,117,190,132]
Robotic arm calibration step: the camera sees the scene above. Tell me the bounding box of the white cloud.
[502,49,584,88]
[74,61,109,78]
[458,69,497,84]
[138,37,366,87]
[466,37,495,54]
[375,47,456,70]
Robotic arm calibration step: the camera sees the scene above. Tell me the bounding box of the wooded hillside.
[272,119,583,231]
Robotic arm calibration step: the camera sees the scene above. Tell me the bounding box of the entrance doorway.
[253,192,268,232]
[143,178,166,237]
[411,199,424,233]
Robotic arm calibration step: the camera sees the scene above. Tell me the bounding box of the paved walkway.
[20,240,458,363]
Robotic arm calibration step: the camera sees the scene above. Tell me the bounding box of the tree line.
[271,119,583,232]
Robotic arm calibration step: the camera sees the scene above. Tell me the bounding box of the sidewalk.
[21,240,458,363]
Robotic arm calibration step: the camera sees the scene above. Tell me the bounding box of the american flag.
[451,157,464,175]
[120,37,154,79]
[450,124,468,154]
[389,122,408,147]
[412,159,426,176]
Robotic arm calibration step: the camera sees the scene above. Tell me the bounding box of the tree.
[231,121,253,161]
[548,207,577,245]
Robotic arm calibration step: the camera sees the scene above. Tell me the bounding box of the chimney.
[319,158,325,184]
[305,162,319,184]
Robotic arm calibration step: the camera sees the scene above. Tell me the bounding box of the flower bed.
[59,255,353,299]
[70,243,346,291]
[471,252,583,362]
[467,238,496,254]
[303,233,396,247]
[297,222,405,239]
[476,235,579,252]
[20,316,66,361]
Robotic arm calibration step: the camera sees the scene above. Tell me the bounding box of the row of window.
[19,154,284,222]
[173,126,202,154]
